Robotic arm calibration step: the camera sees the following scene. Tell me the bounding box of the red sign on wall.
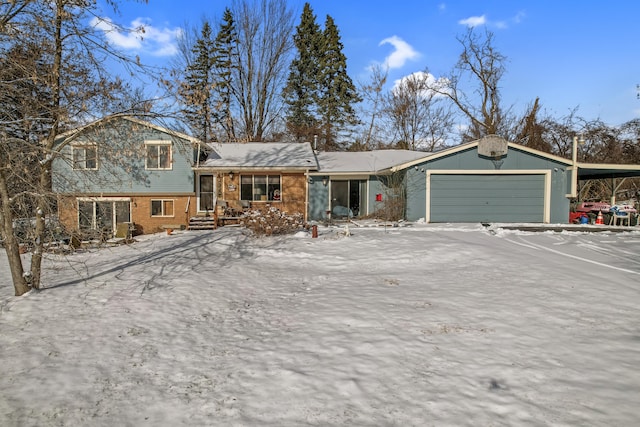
[376,193,382,202]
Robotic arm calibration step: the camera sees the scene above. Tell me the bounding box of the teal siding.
[53,119,195,195]
[308,176,329,221]
[405,145,571,223]
[308,176,390,220]
[430,174,545,223]
[406,168,427,221]
[368,177,386,216]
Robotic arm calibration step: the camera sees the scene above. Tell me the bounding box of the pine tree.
[284,4,360,150]
[213,8,237,142]
[283,2,322,143]
[317,15,361,151]
[180,21,216,143]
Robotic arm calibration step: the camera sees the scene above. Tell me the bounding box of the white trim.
[150,198,175,217]
[506,143,571,165]
[198,168,312,175]
[319,174,370,180]
[425,169,551,223]
[76,198,132,232]
[58,115,201,146]
[77,197,131,202]
[239,173,282,202]
[392,140,573,172]
[144,141,173,171]
[577,162,640,171]
[364,180,370,216]
[144,139,172,145]
[71,144,99,170]
[195,173,216,213]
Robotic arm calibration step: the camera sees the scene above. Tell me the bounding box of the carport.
[576,164,640,205]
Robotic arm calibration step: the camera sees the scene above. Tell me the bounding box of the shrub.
[240,206,305,236]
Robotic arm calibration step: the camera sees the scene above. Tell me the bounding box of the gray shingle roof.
[201,142,318,170]
[315,150,430,173]
[199,143,431,173]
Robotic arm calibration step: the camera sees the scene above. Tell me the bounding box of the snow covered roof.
[314,150,431,174]
[200,142,318,170]
[199,144,432,174]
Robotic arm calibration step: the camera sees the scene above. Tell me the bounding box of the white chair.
[609,210,630,226]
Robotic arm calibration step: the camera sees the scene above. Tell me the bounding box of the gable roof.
[314,150,430,174]
[390,136,573,171]
[56,114,201,146]
[200,142,318,171]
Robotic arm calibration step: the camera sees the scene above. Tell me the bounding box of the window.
[240,175,281,201]
[72,145,97,170]
[77,199,130,236]
[151,199,174,217]
[145,141,172,170]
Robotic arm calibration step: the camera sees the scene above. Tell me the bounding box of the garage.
[428,172,548,223]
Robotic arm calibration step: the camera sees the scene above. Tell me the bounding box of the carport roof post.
[569,135,585,198]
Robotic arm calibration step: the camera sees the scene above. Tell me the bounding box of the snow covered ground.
[1,223,639,426]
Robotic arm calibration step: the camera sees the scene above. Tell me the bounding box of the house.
[193,142,317,223]
[52,118,640,235]
[52,116,319,237]
[52,115,202,237]
[309,135,640,224]
[307,150,428,221]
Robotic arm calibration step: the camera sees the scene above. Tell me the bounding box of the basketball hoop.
[477,135,508,170]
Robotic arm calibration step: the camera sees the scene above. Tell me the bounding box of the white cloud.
[458,15,486,28]
[378,36,420,70]
[513,11,526,24]
[392,71,451,98]
[90,16,182,57]
[459,12,525,29]
[495,20,508,29]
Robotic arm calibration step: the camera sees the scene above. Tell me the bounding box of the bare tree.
[537,108,586,159]
[381,71,454,151]
[0,0,149,296]
[168,1,295,142]
[357,64,388,150]
[232,0,295,141]
[620,118,640,164]
[514,97,552,152]
[427,28,510,141]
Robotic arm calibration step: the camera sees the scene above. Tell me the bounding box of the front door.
[199,174,215,212]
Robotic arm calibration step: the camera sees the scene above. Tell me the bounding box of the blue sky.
[96,1,640,126]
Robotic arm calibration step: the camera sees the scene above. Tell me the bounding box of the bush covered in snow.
[241,206,305,236]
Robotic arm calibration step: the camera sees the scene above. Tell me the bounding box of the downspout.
[304,169,309,223]
[570,135,585,198]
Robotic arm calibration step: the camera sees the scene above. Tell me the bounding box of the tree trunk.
[28,0,64,290]
[4,235,30,296]
[0,170,30,296]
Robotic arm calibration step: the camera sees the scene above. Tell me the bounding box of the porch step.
[188,216,217,230]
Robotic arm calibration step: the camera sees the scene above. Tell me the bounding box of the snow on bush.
[240,206,305,236]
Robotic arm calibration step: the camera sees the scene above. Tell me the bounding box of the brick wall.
[57,194,197,236]
[218,172,308,220]
[130,195,196,235]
